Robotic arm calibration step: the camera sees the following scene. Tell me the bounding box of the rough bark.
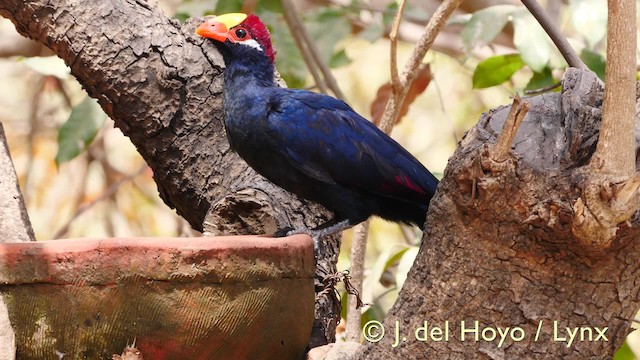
[0,124,35,244]
[593,0,636,177]
[0,0,340,345]
[570,0,640,257]
[354,69,640,358]
[0,123,32,359]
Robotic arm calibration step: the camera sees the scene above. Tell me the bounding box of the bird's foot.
[273,219,354,254]
[273,227,322,253]
[272,227,294,238]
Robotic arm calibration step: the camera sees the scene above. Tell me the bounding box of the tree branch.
[571,0,640,251]
[52,164,147,239]
[345,1,410,340]
[281,0,346,100]
[520,0,587,69]
[378,0,463,134]
[281,1,329,94]
[590,0,637,176]
[345,220,369,342]
[388,0,407,92]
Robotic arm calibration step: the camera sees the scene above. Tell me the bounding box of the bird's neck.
[222,46,276,90]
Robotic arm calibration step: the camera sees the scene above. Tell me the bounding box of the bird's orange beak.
[196,13,248,42]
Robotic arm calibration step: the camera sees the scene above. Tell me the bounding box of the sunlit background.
[1,0,637,357]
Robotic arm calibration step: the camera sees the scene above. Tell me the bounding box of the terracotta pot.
[0,235,315,360]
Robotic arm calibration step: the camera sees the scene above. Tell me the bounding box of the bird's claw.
[273,227,321,254]
[273,227,294,237]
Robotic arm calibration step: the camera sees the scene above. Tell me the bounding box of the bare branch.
[590,0,637,176]
[52,164,147,239]
[345,220,369,342]
[389,0,407,92]
[281,0,345,100]
[378,0,464,134]
[281,0,329,94]
[571,0,639,250]
[520,0,587,69]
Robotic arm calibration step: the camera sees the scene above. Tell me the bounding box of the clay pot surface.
[0,235,315,360]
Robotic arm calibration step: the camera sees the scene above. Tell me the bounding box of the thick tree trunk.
[354,69,640,358]
[0,0,340,345]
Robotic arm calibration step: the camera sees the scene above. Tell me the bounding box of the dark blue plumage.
[197,14,439,240]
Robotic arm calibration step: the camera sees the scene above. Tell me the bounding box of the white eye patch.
[240,39,263,52]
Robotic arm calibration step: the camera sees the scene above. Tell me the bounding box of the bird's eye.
[235,29,247,39]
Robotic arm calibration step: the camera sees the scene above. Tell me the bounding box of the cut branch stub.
[453,68,640,258]
[490,94,530,164]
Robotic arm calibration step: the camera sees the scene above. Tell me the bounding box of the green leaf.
[261,12,307,88]
[525,67,556,91]
[512,9,550,72]
[383,247,410,272]
[175,0,216,17]
[569,0,607,49]
[472,54,525,89]
[256,0,283,13]
[304,8,352,68]
[362,246,404,304]
[382,2,399,29]
[613,340,634,360]
[461,5,516,54]
[173,12,190,22]
[214,0,243,14]
[581,49,606,80]
[358,23,384,43]
[329,48,351,68]
[56,97,106,166]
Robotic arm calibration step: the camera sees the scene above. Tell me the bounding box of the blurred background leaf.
[472,54,525,89]
[55,96,106,166]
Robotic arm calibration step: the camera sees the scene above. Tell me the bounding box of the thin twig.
[523,81,561,95]
[52,164,147,239]
[345,1,406,340]
[345,220,369,342]
[378,0,464,133]
[389,0,407,92]
[318,0,430,25]
[345,0,463,341]
[282,0,346,100]
[371,286,398,305]
[520,0,587,69]
[281,0,329,94]
[302,32,346,101]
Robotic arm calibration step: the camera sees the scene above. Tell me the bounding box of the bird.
[196,13,439,249]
